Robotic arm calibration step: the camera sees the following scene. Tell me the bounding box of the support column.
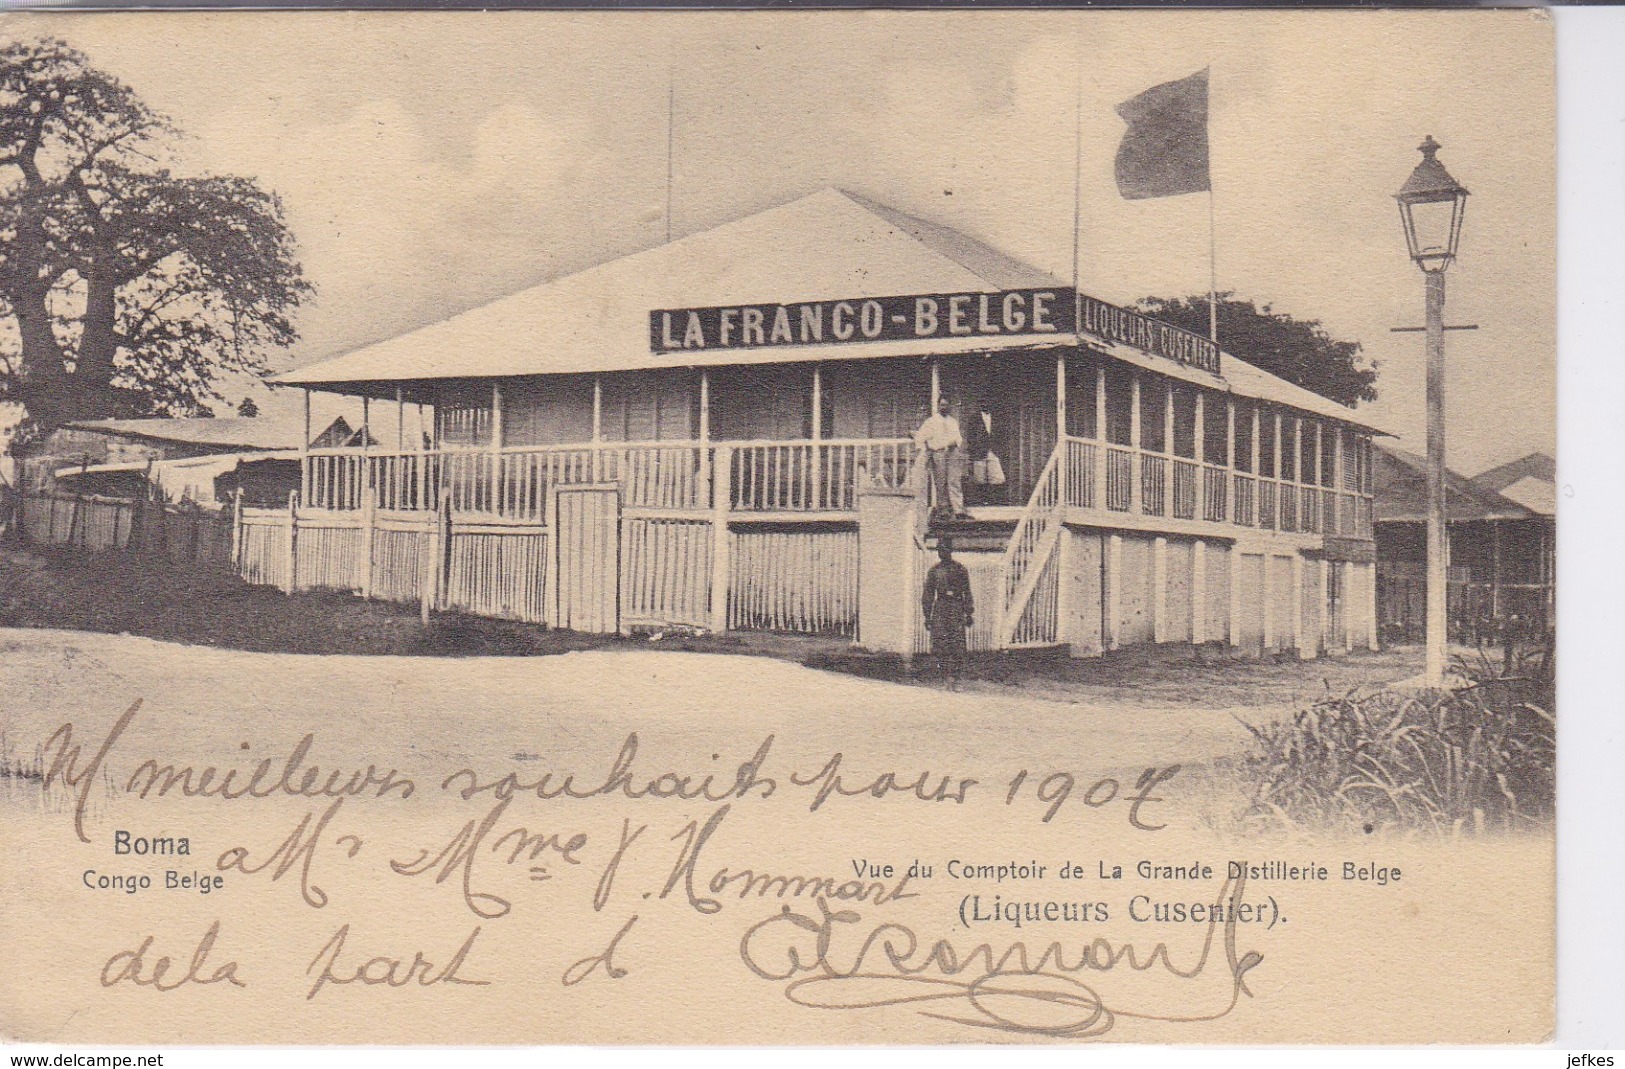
[811,364,823,507]
[1193,391,1206,519]
[1129,374,1142,514]
[699,369,713,502]
[1055,353,1067,444]
[1318,555,1330,656]
[394,385,406,510]
[490,382,504,515]
[1152,536,1167,643]
[1262,552,1275,650]
[710,444,732,634]
[1491,520,1502,619]
[1192,540,1207,644]
[1366,560,1380,651]
[1094,365,1108,508]
[1273,410,1284,528]
[1343,561,1356,652]
[415,402,428,511]
[360,394,371,514]
[1292,553,1306,658]
[592,375,603,481]
[1228,545,1241,647]
[1107,533,1122,650]
[930,360,941,411]
[300,388,311,505]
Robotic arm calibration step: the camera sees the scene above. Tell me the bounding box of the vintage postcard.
[0,9,1555,1045]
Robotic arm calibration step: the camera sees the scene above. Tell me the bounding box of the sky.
[8,9,1556,475]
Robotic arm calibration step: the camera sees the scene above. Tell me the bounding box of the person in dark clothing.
[922,538,974,688]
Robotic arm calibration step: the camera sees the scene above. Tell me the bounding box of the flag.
[1114,69,1210,200]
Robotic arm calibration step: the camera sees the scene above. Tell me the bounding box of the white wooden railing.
[997,446,1065,648]
[302,434,1373,538]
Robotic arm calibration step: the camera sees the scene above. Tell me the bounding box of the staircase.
[996,444,1066,648]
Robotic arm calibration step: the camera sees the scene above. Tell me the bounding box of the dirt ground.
[0,543,1429,719]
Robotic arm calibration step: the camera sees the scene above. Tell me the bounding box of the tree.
[236,396,259,418]
[1134,292,1378,408]
[0,38,310,446]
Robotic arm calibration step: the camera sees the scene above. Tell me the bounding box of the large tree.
[0,38,310,444]
[1135,292,1378,408]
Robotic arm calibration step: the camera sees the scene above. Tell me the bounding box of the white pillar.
[1262,553,1275,650]
[1192,540,1207,644]
[1343,561,1356,652]
[1228,546,1241,647]
[1194,391,1206,520]
[1107,534,1122,650]
[1094,364,1108,508]
[1365,561,1380,651]
[1292,553,1306,658]
[300,388,311,505]
[592,375,603,481]
[1152,536,1167,643]
[1129,373,1142,514]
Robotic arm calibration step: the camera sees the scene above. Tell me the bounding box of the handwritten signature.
[738,875,1264,1037]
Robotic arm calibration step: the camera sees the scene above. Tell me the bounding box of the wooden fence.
[223,493,860,637]
[18,491,232,565]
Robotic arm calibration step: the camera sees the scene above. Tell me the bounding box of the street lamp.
[1395,135,1469,687]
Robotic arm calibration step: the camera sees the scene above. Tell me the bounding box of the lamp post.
[1395,135,1469,687]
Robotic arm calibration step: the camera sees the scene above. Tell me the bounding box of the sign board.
[650,288,1073,353]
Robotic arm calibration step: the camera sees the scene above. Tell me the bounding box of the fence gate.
[550,484,621,634]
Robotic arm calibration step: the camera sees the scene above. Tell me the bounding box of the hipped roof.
[274,188,1382,433]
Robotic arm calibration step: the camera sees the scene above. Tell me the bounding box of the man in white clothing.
[914,396,968,520]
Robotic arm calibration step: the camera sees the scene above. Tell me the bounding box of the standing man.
[922,538,974,688]
[914,395,968,521]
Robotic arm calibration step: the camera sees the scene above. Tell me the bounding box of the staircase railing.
[996,443,1066,648]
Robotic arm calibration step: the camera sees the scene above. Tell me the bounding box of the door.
[552,485,620,633]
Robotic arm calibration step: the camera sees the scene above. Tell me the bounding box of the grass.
[1217,659,1555,836]
[0,542,842,661]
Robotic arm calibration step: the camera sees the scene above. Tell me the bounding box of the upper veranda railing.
[300,435,1372,538]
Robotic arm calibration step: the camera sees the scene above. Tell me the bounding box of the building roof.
[1496,475,1556,517]
[1373,443,1534,525]
[274,188,1383,432]
[60,414,345,452]
[1471,451,1555,494]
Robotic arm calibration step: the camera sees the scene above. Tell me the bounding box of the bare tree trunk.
[10,282,73,435]
[73,269,121,417]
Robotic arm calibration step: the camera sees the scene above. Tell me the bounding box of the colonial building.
[1373,445,1555,643]
[265,189,1382,656]
[29,414,361,505]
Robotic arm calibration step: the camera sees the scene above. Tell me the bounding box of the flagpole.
[1208,187,1218,343]
[1070,49,1084,333]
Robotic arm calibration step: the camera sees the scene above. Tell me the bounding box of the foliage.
[236,395,259,418]
[0,38,311,444]
[1135,292,1378,408]
[1224,663,1554,836]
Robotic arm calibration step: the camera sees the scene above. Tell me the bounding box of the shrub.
[1225,664,1554,836]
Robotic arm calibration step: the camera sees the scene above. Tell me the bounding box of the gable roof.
[1496,475,1556,517]
[274,188,1382,432]
[60,414,345,452]
[1373,443,1532,524]
[1472,452,1555,494]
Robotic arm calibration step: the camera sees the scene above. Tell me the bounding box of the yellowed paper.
[0,9,1554,1046]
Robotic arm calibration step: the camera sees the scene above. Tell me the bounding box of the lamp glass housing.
[1395,136,1469,273]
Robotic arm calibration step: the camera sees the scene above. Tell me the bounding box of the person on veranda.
[914,396,969,521]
